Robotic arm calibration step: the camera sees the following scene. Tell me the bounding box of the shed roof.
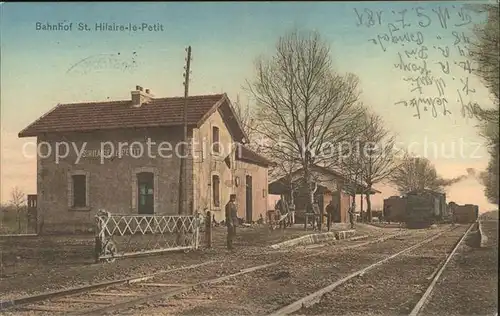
[268,165,381,195]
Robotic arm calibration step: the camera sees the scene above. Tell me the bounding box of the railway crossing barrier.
[94,209,200,262]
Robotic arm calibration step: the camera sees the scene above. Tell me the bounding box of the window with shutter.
[212,126,220,154]
[212,175,220,207]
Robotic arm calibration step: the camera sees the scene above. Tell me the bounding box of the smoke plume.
[466,167,488,186]
[438,168,485,187]
[437,175,468,187]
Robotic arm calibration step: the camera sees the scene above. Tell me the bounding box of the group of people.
[222,195,461,251]
[223,194,357,250]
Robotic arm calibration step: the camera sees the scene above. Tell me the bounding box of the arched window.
[212,174,220,207]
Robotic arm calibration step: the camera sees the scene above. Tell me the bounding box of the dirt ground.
[3,219,494,316]
[420,211,498,316]
[0,222,387,300]
[122,227,447,315]
[297,225,470,316]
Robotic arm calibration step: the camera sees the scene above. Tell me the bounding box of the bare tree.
[267,150,302,202]
[358,111,398,221]
[390,154,470,194]
[231,94,260,148]
[480,145,499,205]
[339,139,365,220]
[10,187,26,233]
[390,154,443,194]
[469,3,499,107]
[248,29,361,213]
[477,118,499,206]
[467,3,499,205]
[232,94,302,203]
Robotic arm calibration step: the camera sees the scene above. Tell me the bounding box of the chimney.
[131,85,153,107]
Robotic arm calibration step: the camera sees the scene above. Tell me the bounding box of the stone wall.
[36,127,189,233]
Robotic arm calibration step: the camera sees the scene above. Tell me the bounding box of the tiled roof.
[18,94,226,137]
[236,144,274,167]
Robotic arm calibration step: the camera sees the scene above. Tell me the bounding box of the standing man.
[275,198,283,229]
[312,199,321,231]
[225,194,238,250]
[325,200,334,232]
[385,205,392,225]
[448,202,456,225]
[348,205,355,229]
[275,198,284,218]
[288,202,296,226]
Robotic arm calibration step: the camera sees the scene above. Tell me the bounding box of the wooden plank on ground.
[54,298,112,304]
[175,297,212,301]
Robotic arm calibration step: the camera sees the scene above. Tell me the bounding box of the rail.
[409,223,475,316]
[267,225,465,316]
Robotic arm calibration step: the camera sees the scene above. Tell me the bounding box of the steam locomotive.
[383,189,478,228]
[404,190,448,228]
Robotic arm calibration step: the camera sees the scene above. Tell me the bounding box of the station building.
[19,86,272,233]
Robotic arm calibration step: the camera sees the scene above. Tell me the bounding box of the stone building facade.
[19,87,271,233]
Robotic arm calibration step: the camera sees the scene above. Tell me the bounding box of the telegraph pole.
[178,46,192,216]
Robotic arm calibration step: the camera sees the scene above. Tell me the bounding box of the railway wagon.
[452,203,479,223]
[405,190,447,228]
[383,196,407,223]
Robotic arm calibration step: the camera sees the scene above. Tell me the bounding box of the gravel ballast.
[420,211,498,316]
[125,226,452,315]
[296,225,470,316]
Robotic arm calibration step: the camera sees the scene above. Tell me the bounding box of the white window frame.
[67,170,90,211]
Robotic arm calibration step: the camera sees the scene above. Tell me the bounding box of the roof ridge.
[18,93,239,138]
[61,100,130,106]
[59,93,226,107]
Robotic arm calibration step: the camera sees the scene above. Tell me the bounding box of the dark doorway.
[137,172,154,214]
[245,175,253,222]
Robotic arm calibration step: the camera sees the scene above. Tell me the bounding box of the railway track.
[1,225,460,315]
[1,258,281,315]
[0,228,409,315]
[409,223,475,316]
[110,225,459,315]
[125,224,462,315]
[272,223,474,316]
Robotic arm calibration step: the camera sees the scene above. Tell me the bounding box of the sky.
[0,2,497,212]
